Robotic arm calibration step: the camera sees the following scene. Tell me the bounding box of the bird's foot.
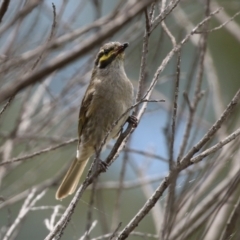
[127,115,138,128]
[98,159,108,172]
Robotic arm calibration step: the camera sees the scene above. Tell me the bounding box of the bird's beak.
[122,42,129,50]
[116,42,129,54]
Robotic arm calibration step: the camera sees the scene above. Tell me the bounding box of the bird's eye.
[104,49,110,55]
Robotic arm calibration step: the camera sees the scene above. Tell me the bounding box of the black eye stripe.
[104,47,114,55]
[104,49,110,54]
[94,46,116,67]
[99,52,104,58]
[95,51,104,65]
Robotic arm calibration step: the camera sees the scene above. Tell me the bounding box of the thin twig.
[79,220,98,240]
[0,0,42,36]
[85,174,97,240]
[91,231,158,240]
[116,87,240,240]
[220,195,240,240]
[111,144,129,231]
[0,97,13,119]
[0,0,156,104]
[0,0,10,23]
[0,138,77,166]
[195,10,240,34]
[30,2,57,70]
[3,189,46,240]
[179,88,240,170]
[191,126,240,164]
[177,1,210,161]
[134,8,151,115]
[161,51,181,240]
[109,222,122,240]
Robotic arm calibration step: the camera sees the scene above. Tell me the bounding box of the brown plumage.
[56,42,134,200]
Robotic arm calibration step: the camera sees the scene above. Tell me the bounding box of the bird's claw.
[98,159,108,172]
[127,115,138,128]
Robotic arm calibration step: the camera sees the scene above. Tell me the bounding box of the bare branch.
[0,0,156,104]
[191,127,240,164]
[0,138,77,166]
[0,0,10,23]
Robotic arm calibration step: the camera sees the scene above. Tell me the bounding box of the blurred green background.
[0,0,240,239]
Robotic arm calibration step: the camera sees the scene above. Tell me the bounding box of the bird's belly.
[86,97,129,147]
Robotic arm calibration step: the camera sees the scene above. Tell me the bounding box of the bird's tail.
[55,156,89,200]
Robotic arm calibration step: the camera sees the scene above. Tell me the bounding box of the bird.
[56,41,136,200]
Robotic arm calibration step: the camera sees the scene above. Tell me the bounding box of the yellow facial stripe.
[99,51,112,62]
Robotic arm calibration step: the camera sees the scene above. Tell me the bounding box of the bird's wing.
[78,79,100,138]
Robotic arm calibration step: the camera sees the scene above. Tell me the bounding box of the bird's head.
[94,42,129,69]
